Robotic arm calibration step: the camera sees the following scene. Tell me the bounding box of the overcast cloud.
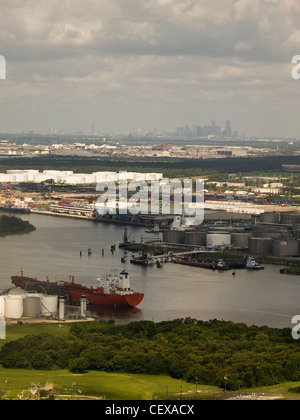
[1,0,300,136]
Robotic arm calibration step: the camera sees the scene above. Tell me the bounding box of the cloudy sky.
[1,0,300,136]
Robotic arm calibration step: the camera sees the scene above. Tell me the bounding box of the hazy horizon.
[1,0,300,137]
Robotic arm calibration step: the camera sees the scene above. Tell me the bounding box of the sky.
[1,0,300,137]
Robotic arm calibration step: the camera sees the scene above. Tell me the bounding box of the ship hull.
[173,260,214,269]
[173,260,230,270]
[11,276,144,308]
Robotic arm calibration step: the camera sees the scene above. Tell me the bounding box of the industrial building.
[163,211,300,258]
[0,170,164,185]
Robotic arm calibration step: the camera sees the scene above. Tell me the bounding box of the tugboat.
[213,259,230,271]
[145,225,163,234]
[246,257,265,271]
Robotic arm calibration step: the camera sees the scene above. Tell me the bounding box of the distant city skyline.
[0,119,240,139]
[1,1,300,137]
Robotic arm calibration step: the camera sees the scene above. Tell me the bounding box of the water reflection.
[87,305,143,324]
[0,213,299,328]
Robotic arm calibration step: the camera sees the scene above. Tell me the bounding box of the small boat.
[145,225,163,234]
[214,259,230,271]
[246,257,264,271]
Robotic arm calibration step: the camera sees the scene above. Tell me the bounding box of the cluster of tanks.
[163,211,300,258]
[0,288,77,321]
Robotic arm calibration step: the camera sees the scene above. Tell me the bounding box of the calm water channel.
[0,213,299,328]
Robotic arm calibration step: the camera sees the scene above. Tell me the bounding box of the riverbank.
[280,267,300,275]
[31,210,152,226]
[31,210,300,269]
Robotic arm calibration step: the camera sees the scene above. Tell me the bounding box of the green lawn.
[0,368,219,400]
[1,367,300,400]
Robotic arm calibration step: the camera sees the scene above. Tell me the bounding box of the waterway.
[0,213,299,329]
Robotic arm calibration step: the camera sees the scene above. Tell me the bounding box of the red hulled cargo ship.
[11,270,144,308]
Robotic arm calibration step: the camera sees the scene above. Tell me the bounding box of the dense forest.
[0,155,300,178]
[0,215,36,236]
[1,319,300,391]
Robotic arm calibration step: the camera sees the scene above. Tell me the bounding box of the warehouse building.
[0,170,163,185]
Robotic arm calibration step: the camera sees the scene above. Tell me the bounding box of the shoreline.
[29,210,300,269]
[31,210,149,226]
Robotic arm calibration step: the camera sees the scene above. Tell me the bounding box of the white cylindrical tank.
[34,174,57,183]
[15,174,29,182]
[84,175,96,183]
[40,295,58,317]
[207,233,231,248]
[0,296,5,317]
[0,174,16,182]
[5,295,24,319]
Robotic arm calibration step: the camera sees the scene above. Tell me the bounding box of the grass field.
[0,368,215,400]
[1,367,300,400]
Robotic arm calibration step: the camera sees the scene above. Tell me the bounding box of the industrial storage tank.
[260,212,281,224]
[272,239,299,257]
[280,213,300,225]
[206,233,231,248]
[249,238,272,256]
[231,233,251,248]
[0,296,5,317]
[5,295,24,319]
[163,230,185,244]
[0,174,16,182]
[14,174,29,182]
[34,174,59,183]
[8,287,26,297]
[23,294,41,318]
[184,232,207,246]
[40,295,58,317]
[252,225,291,239]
